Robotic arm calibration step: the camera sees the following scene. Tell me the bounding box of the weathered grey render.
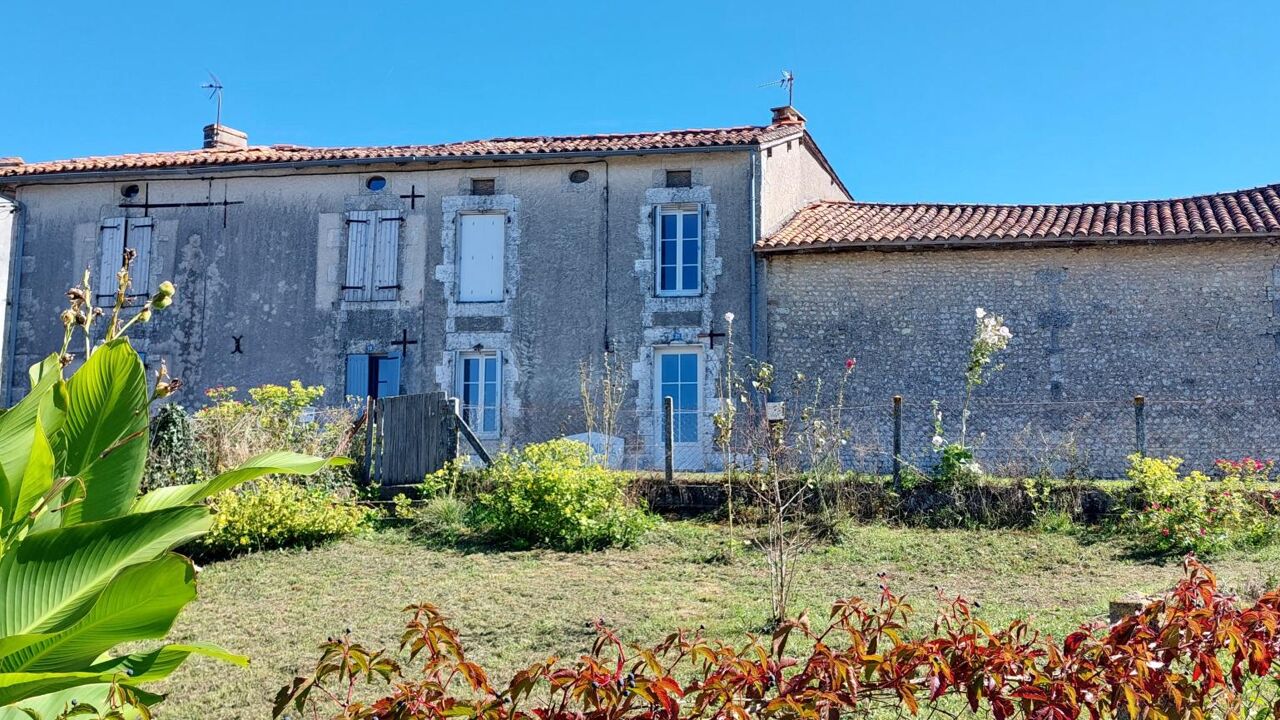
[0,107,846,471]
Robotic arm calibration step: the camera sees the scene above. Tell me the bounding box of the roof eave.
[755,231,1280,254]
[0,142,759,183]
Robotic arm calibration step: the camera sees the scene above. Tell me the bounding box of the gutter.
[2,196,25,405]
[0,144,758,185]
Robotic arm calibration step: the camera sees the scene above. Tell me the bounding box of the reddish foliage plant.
[276,559,1280,720]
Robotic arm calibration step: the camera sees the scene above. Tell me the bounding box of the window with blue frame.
[658,350,700,443]
[457,351,500,437]
[655,205,701,296]
[344,352,401,399]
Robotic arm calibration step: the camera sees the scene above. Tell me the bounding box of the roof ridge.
[5,123,779,175]
[812,182,1280,210]
[760,182,1280,252]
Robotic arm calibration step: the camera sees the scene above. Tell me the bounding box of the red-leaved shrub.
[276,558,1280,720]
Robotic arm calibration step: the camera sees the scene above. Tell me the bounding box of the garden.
[2,266,1279,720]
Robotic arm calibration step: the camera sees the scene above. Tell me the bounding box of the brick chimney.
[202,124,248,150]
[770,106,806,127]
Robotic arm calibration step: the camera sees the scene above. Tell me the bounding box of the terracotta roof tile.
[759,183,1280,252]
[2,125,797,178]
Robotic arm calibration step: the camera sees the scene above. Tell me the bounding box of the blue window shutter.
[96,218,125,306]
[345,354,369,398]
[344,211,375,301]
[376,353,401,398]
[371,211,401,301]
[126,217,153,297]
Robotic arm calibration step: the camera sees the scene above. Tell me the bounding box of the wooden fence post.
[1134,395,1146,456]
[363,395,375,484]
[892,395,903,487]
[450,397,462,459]
[663,395,675,483]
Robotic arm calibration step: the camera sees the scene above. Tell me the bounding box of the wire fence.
[506,394,1280,479]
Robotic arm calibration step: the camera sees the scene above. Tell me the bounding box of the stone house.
[0,107,847,471]
[4,107,1279,475]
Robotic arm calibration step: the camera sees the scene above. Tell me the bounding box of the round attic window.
[569,169,590,184]
[121,184,140,199]
[366,176,387,191]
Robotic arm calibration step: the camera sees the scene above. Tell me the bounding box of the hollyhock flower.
[845,358,856,371]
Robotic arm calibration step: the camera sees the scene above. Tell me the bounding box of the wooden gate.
[366,392,457,494]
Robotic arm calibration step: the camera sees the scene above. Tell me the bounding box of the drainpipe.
[748,150,761,359]
[2,195,25,406]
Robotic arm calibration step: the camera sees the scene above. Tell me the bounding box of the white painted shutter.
[458,214,504,302]
[96,218,126,305]
[343,211,375,301]
[371,210,401,301]
[126,217,153,298]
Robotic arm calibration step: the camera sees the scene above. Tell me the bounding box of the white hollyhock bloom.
[932,435,944,448]
[724,312,735,324]
[975,307,987,318]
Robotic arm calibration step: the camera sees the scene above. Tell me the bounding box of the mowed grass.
[151,522,1280,719]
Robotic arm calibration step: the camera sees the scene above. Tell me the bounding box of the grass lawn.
[150,522,1280,719]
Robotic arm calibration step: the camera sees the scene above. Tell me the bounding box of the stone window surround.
[433,193,523,446]
[436,194,521,325]
[630,184,724,470]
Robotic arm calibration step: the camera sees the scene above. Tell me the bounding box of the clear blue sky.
[5,1,1279,204]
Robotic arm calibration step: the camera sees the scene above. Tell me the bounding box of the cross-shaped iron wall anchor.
[391,328,418,355]
[399,184,424,210]
[697,329,727,349]
[231,335,244,354]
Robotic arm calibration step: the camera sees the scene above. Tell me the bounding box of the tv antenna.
[759,70,795,106]
[200,71,224,128]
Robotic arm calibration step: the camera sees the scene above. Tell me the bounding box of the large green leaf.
[86,642,247,682]
[132,451,352,514]
[0,356,63,529]
[0,507,210,637]
[8,417,54,537]
[0,554,196,673]
[0,641,227,711]
[1,683,163,720]
[54,340,148,526]
[0,670,117,708]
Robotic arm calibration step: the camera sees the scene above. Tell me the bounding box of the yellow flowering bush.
[474,439,654,550]
[201,478,375,558]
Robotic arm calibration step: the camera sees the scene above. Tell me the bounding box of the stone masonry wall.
[764,239,1280,477]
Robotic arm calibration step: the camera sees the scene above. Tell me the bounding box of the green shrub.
[194,381,359,492]
[1125,454,1278,556]
[144,402,206,491]
[396,494,472,546]
[474,439,655,550]
[202,478,374,558]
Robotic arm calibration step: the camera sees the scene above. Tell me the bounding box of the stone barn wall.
[763,239,1280,476]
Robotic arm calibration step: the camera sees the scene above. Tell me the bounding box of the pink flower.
[1161,528,1170,536]
[845,358,856,371]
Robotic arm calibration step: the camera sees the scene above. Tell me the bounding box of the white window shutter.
[126,217,153,298]
[371,210,401,301]
[458,214,504,302]
[344,211,375,301]
[96,218,126,306]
